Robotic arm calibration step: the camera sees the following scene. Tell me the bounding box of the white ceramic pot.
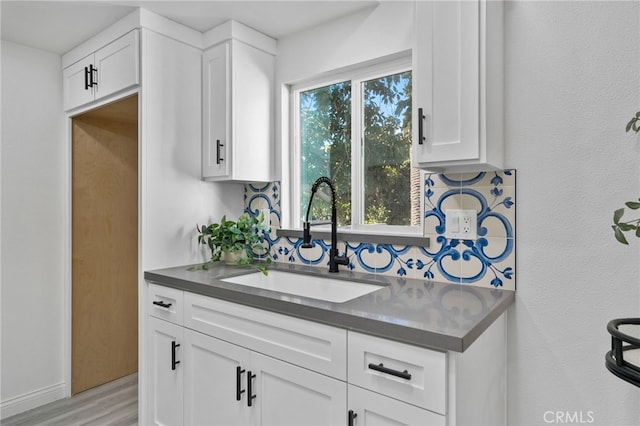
[222,249,247,265]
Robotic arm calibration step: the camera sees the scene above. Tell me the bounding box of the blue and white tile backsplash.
[244,170,516,290]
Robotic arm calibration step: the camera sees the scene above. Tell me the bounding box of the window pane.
[362,71,418,226]
[299,82,351,226]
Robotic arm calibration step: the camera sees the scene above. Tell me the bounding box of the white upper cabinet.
[413,0,503,171]
[63,30,139,112]
[202,22,276,182]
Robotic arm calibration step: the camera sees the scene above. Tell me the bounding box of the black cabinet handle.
[236,366,246,401]
[216,139,224,164]
[348,409,358,426]
[91,65,98,87]
[171,341,181,371]
[84,64,98,90]
[418,107,426,145]
[368,363,412,380]
[247,371,256,407]
[152,300,172,309]
[84,66,90,90]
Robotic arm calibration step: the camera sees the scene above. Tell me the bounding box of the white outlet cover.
[445,209,477,240]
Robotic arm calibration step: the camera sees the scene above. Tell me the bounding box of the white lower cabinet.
[252,353,346,426]
[145,285,506,425]
[182,328,346,426]
[148,316,184,426]
[348,385,444,426]
[183,328,252,426]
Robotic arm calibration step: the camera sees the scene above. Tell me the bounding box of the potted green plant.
[611,114,640,244]
[196,212,271,273]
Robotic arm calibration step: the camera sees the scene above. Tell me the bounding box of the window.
[290,57,421,234]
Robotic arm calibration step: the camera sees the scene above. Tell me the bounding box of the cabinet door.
[413,0,480,165]
[183,329,254,426]
[63,56,95,111]
[230,40,274,182]
[251,352,346,426]
[348,385,445,426]
[202,42,231,179]
[94,30,140,101]
[148,317,183,426]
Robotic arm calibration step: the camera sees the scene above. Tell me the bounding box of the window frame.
[287,54,422,236]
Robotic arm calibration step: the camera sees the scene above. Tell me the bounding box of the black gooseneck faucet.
[302,176,349,273]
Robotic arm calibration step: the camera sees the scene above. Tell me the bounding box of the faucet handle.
[335,243,350,266]
[301,222,313,249]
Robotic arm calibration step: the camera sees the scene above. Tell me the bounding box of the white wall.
[504,2,640,425]
[1,41,66,417]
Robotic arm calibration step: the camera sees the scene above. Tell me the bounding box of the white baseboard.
[1,382,66,420]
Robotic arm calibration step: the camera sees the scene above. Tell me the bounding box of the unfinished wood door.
[72,95,138,394]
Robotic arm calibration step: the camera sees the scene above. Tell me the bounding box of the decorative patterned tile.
[464,186,516,239]
[244,170,516,289]
[459,237,515,290]
[245,181,281,258]
[414,238,463,283]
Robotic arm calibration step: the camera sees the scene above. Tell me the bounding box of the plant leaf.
[625,201,640,210]
[614,227,629,245]
[618,223,635,231]
[613,208,625,224]
[636,227,640,238]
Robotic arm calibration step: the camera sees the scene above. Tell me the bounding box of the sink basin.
[221,270,381,303]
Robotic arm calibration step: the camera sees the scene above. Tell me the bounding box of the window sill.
[276,228,430,247]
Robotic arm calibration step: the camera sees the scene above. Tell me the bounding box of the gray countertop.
[144,262,515,353]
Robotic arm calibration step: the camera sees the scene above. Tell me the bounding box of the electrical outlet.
[445,209,477,240]
[462,215,472,234]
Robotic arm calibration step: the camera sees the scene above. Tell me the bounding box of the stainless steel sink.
[221,270,381,303]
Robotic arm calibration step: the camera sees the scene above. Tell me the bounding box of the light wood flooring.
[2,373,137,426]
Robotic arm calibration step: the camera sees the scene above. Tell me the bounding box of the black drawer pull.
[152,300,172,309]
[236,366,246,401]
[368,363,412,380]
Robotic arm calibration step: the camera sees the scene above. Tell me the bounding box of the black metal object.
[605,318,640,388]
[301,176,349,273]
[216,140,224,164]
[348,409,358,426]
[368,362,412,380]
[247,371,257,407]
[84,64,98,90]
[90,65,98,87]
[418,107,425,145]
[84,66,91,90]
[171,341,181,371]
[152,300,172,309]
[236,366,246,401]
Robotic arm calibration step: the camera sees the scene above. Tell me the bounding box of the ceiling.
[1,0,380,55]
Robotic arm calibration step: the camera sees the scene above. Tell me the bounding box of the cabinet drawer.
[184,293,347,380]
[348,332,446,415]
[148,283,183,325]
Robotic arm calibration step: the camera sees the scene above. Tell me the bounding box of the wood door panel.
[72,95,138,394]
